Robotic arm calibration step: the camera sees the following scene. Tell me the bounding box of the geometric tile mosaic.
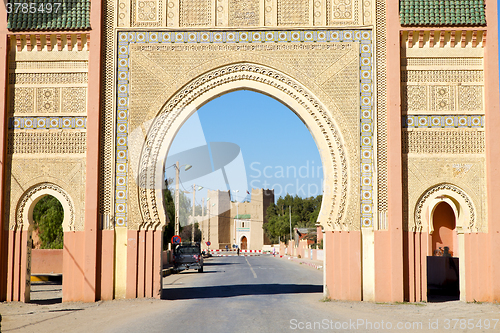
[403,115,484,129]
[9,116,86,130]
[116,30,373,228]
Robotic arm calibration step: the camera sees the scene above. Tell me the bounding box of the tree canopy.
[33,195,64,249]
[264,194,321,244]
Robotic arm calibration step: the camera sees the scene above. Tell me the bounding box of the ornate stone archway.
[137,63,349,232]
[112,29,374,300]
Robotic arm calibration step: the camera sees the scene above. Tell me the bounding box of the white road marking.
[245,256,258,279]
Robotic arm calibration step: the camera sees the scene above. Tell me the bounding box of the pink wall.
[317,226,323,243]
[385,0,405,304]
[126,229,163,299]
[0,0,9,302]
[464,233,491,302]
[402,231,428,302]
[402,232,495,302]
[484,0,500,302]
[63,231,86,302]
[297,240,307,258]
[31,250,63,274]
[82,0,103,303]
[6,230,27,302]
[324,231,361,301]
[99,230,115,300]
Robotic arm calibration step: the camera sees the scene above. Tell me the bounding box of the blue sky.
[165,90,324,204]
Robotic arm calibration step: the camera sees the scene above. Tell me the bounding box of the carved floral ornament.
[414,183,476,233]
[136,63,349,231]
[15,183,75,232]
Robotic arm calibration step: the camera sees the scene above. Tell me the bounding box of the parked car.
[173,243,203,273]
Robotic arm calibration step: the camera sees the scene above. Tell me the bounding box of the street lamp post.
[233,190,239,248]
[170,161,191,237]
[191,184,203,242]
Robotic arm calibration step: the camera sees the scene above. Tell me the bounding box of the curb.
[31,274,63,282]
[274,255,323,270]
[162,267,174,277]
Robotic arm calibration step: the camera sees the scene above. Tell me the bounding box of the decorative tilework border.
[9,116,87,130]
[116,30,374,229]
[403,115,484,128]
[118,30,373,44]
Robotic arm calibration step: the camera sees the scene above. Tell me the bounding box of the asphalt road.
[5,255,500,333]
[108,255,328,333]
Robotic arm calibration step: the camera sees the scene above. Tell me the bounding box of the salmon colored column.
[137,230,146,297]
[153,230,163,299]
[62,232,72,302]
[83,0,103,302]
[126,230,139,299]
[63,231,86,302]
[383,0,404,302]
[6,231,15,301]
[12,231,21,301]
[324,231,362,301]
[100,230,115,300]
[19,230,28,302]
[484,0,500,302]
[145,230,154,297]
[0,5,9,302]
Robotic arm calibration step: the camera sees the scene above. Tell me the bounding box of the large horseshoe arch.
[137,63,350,233]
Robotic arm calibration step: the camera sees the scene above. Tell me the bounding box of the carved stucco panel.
[126,41,364,230]
[6,157,86,232]
[404,156,485,233]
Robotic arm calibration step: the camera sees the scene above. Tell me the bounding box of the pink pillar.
[83,0,103,302]
[145,230,154,297]
[126,230,138,299]
[0,5,9,302]
[153,230,162,299]
[385,0,404,302]
[485,0,500,302]
[137,230,146,297]
[100,230,115,300]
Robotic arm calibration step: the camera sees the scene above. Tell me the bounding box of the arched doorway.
[431,202,457,256]
[427,201,459,301]
[15,183,75,303]
[414,183,475,302]
[30,195,64,304]
[240,236,248,250]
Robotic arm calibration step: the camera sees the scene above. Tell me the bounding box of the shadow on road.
[203,262,240,266]
[30,297,63,305]
[162,283,322,300]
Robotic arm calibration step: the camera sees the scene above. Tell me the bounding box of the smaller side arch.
[414,183,475,302]
[414,183,476,234]
[16,183,75,232]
